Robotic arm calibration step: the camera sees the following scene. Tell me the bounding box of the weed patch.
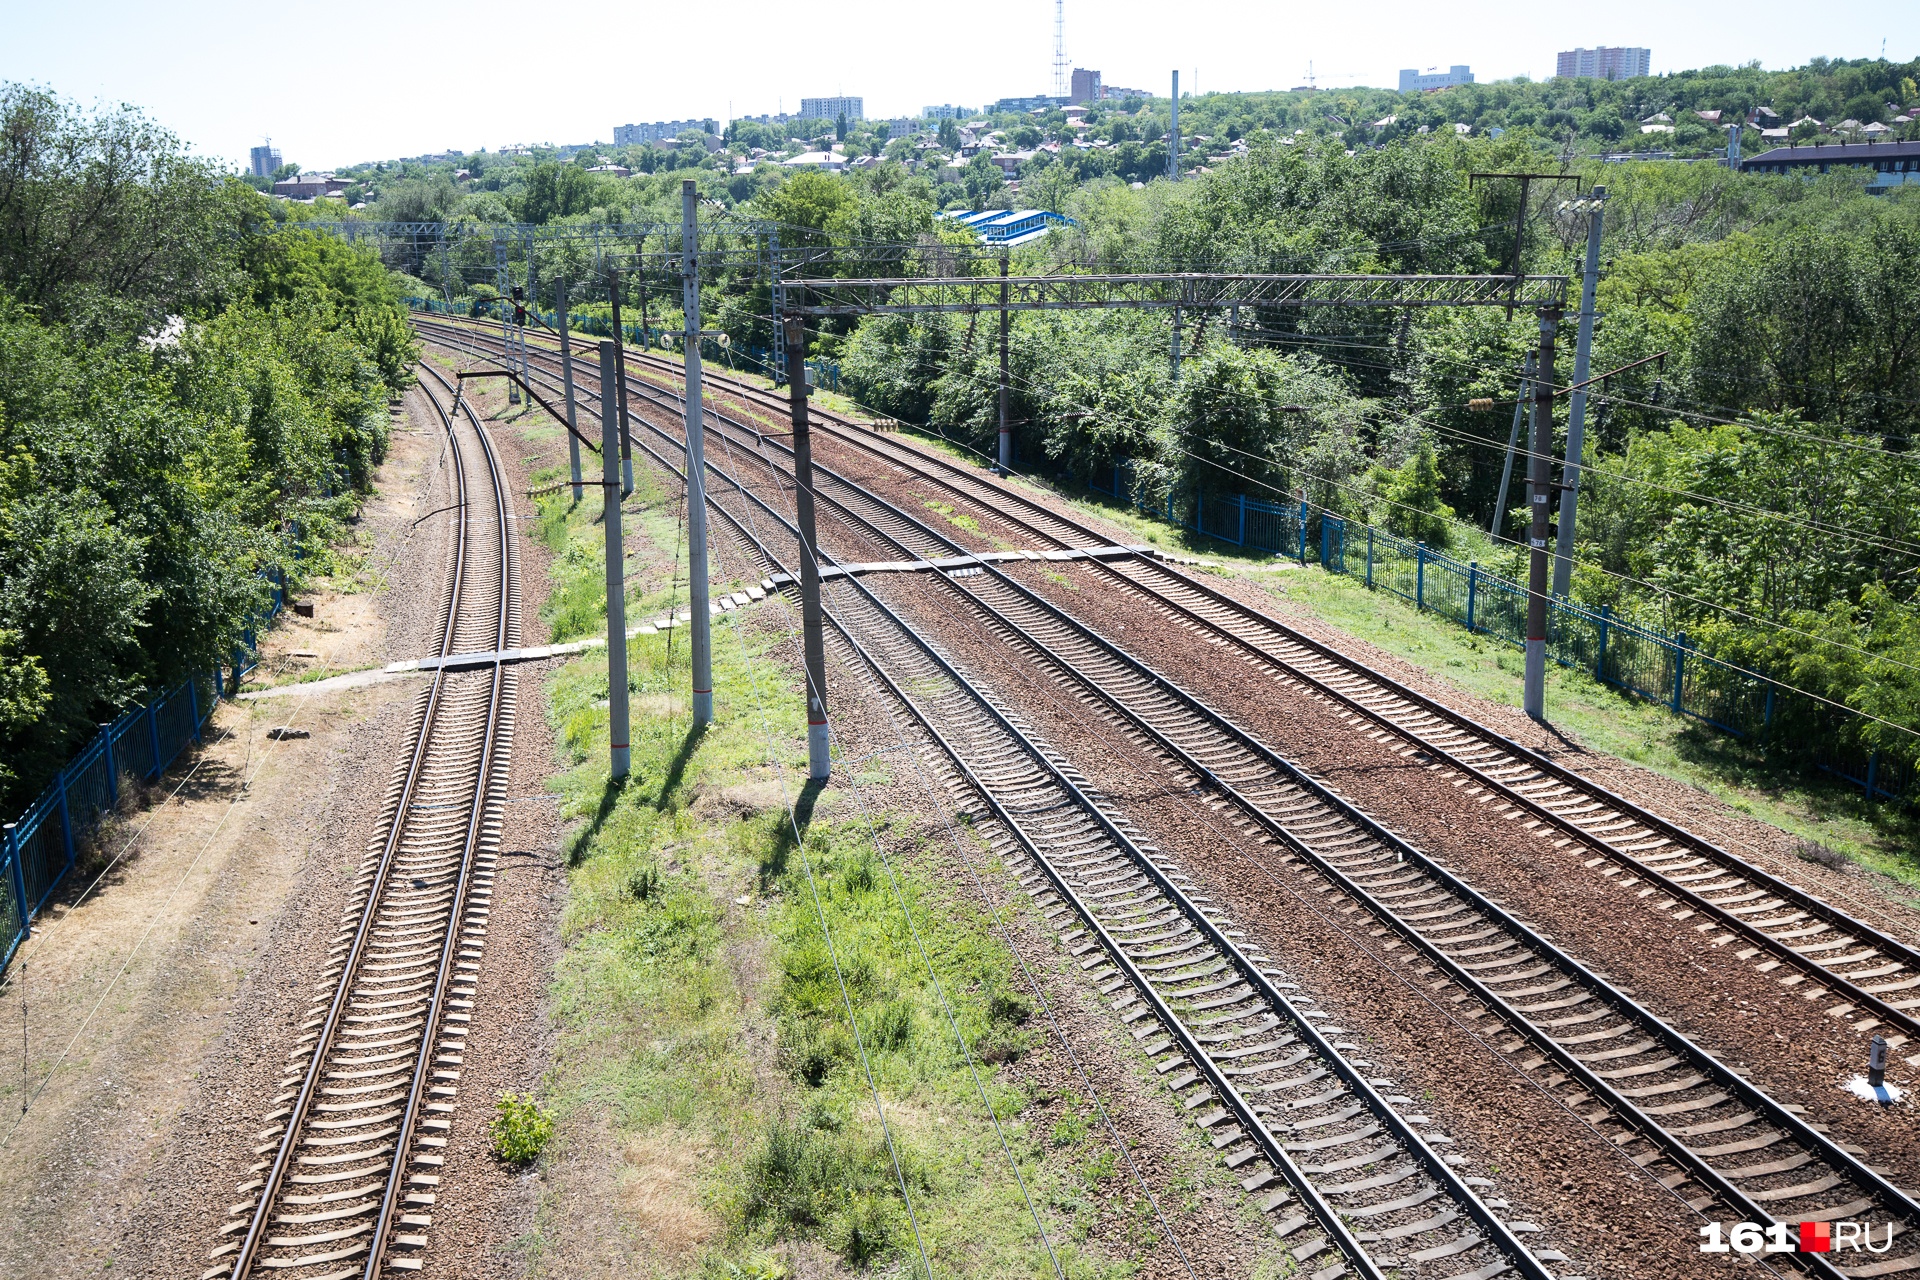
[491,1092,555,1164]
[526,462,1161,1276]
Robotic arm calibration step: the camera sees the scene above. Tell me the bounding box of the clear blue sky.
[4,0,1914,170]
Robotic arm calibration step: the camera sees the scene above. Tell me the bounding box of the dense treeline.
[813,139,1920,776]
[320,54,1920,781]
[305,55,1920,231]
[0,85,417,806]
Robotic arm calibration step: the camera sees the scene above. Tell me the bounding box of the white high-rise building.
[800,97,863,123]
[1398,66,1475,93]
[1556,47,1651,80]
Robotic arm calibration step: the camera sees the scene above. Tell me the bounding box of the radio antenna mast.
[1053,0,1068,99]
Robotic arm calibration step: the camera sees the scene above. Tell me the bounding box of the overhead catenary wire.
[752,312,1920,733]
[696,382,1070,1277]
[424,311,1920,745]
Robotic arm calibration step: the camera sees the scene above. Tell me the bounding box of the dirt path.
[0,396,454,1279]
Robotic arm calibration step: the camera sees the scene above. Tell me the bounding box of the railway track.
[619,354,1920,1279]
[422,319,1920,1272]
[538,354,1557,1280]
[423,315,1920,1053]
[205,366,519,1280]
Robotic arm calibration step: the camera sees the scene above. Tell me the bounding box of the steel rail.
[362,364,514,1279]
[527,316,1920,1048]
[468,332,1555,1280]
[216,364,514,1280]
[602,351,1920,1277]
[224,370,478,1280]
[458,322,1920,1278]
[421,313,1920,1053]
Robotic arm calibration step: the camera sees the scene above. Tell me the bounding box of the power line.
[763,314,1920,705]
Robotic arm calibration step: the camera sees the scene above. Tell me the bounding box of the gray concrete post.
[598,341,631,778]
[681,179,714,729]
[1552,186,1606,599]
[557,278,583,501]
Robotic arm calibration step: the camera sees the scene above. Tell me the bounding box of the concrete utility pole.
[1524,307,1560,722]
[635,233,652,361]
[511,287,530,406]
[556,279,584,501]
[1171,306,1182,382]
[598,341,631,779]
[1492,352,1534,536]
[783,316,832,782]
[1168,71,1181,181]
[606,271,636,496]
[997,252,1012,475]
[680,179,714,729]
[495,241,519,404]
[1552,186,1606,599]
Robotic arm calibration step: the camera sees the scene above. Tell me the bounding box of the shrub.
[627,864,661,901]
[488,1092,553,1164]
[740,1118,908,1266]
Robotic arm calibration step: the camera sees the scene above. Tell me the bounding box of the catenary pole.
[681,179,714,729]
[1492,352,1534,535]
[598,341,631,778]
[556,278,584,501]
[1524,307,1560,721]
[511,286,529,410]
[607,270,636,496]
[496,241,519,405]
[998,252,1011,475]
[1168,71,1180,181]
[784,317,831,781]
[636,232,652,364]
[1551,185,1606,599]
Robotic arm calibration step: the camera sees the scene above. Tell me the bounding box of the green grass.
[1260,565,1920,889]
[1016,468,1920,887]
[519,470,1186,1277]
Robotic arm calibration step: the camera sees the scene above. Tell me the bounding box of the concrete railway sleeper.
[206,365,520,1280]
[634,360,1920,1280]
[504,339,1559,1280]
[435,323,1920,1280]
[420,315,1920,1053]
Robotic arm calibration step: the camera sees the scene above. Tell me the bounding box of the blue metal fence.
[1085,460,1906,804]
[2,673,218,972]
[1,567,284,974]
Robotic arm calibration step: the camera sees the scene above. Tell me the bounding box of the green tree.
[1375,441,1457,547]
[0,84,264,326]
[754,170,857,246]
[517,161,605,224]
[962,152,1002,206]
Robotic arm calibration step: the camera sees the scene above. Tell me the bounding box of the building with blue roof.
[935,209,1075,246]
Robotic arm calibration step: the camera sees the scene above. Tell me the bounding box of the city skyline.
[3,0,1914,170]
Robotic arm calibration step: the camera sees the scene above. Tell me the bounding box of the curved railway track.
[422,319,1920,1274]
[432,318,1920,1274]
[618,354,1920,1279]
[205,365,519,1280]
[539,354,1556,1280]
[416,314,1920,1051]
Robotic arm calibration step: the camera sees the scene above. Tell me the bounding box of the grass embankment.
[518,463,1161,1277]
[929,458,1918,892]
